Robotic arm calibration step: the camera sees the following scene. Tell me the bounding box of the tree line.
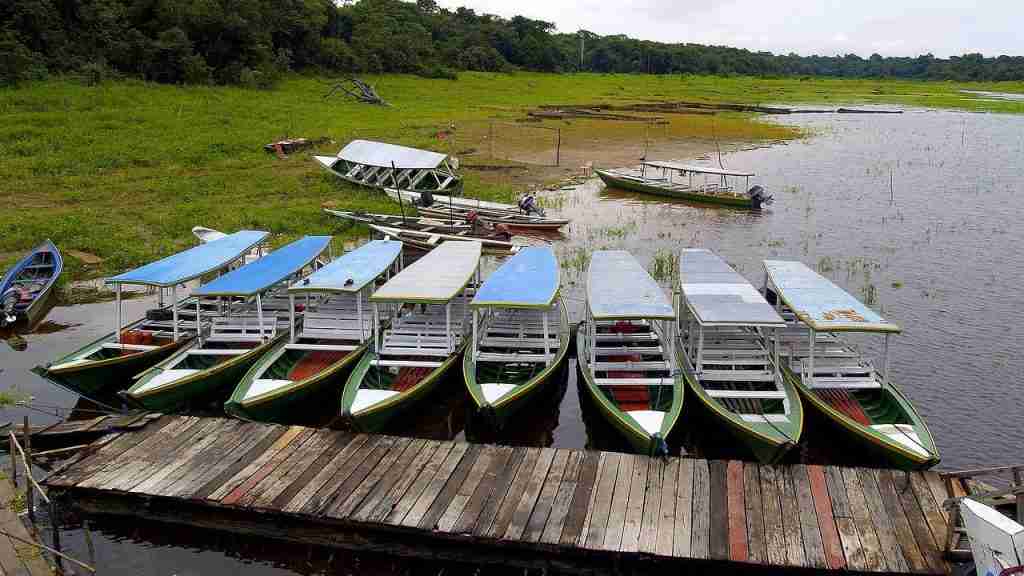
[3,0,1023,86]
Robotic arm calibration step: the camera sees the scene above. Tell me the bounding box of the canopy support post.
[196,299,202,346]
[357,289,364,341]
[882,333,891,381]
[256,293,265,342]
[172,284,179,342]
[542,310,550,361]
[696,325,704,374]
[589,309,595,369]
[808,328,816,388]
[446,303,452,353]
[773,328,781,382]
[373,303,379,353]
[289,294,296,343]
[472,309,478,361]
[158,288,164,308]
[115,284,122,344]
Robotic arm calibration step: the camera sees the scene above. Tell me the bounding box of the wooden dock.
[0,477,52,575]
[43,415,952,574]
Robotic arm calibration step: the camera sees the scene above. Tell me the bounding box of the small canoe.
[464,247,570,428]
[596,161,772,209]
[34,230,269,406]
[192,226,227,244]
[763,259,939,470]
[1,240,62,328]
[384,188,570,231]
[341,241,482,432]
[125,236,332,412]
[324,208,474,233]
[577,250,684,456]
[677,249,802,464]
[314,139,460,192]
[368,223,519,256]
[226,240,403,424]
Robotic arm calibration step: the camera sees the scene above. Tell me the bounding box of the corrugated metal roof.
[371,241,481,304]
[107,231,268,288]
[338,140,449,169]
[588,251,674,321]
[471,247,559,309]
[289,240,401,294]
[680,249,785,327]
[194,236,331,297]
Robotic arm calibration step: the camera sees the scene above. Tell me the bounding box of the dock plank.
[523,449,570,542]
[558,450,600,547]
[352,438,429,522]
[472,447,527,536]
[583,451,620,549]
[283,434,372,514]
[386,442,456,525]
[823,466,865,571]
[857,467,909,572]
[452,446,515,534]
[760,464,787,566]
[401,442,471,528]
[438,445,502,533]
[601,453,634,551]
[909,472,950,554]
[808,465,845,570]
[874,469,928,573]
[238,429,338,508]
[320,435,398,517]
[743,462,766,564]
[726,460,747,562]
[792,465,827,568]
[673,457,694,558]
[539,451,582,544]
[923,472,950,522]
[334,437,415,519]
[363,440,441,524]
[418,443,483,531]
[132,419,247,495]
[272,433,356,511]
[484,447,541,538]
[690,458,710,560]
[192,425,290,500]
[638,459,662,554]
[505,447,556,541]
[654,458,677,557]
[842,466,887,572]
[888,470,945,574]
[221,428,317,506]
[708,460,729,561]
[210,426,307,502]
[76,416,204,490]
[619,455,648,553]
[170,423,286,499]
[778,466,806,566]
[44,416,173,487]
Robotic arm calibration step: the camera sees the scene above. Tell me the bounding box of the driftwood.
[324,77,388,106]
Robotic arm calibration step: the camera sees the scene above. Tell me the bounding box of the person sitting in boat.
[517,193,544,216]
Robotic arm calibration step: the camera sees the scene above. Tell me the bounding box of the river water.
[2,107,1022,573]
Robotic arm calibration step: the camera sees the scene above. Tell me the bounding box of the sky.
[435,0,1023,58]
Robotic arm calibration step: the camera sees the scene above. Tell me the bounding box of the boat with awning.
[33,230,269,407]
[341,241,482,432]
[595,161,773,209]
[367,223,518,255]
[314,139,461,192]
[226,240,403,423]
[763,259,939,469]
[464,246,569,427]
[384,188,570,231]
[677,248,801,464]
[124,236,331,412]
[576,250,683,456]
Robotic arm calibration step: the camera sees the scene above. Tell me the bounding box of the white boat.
[315,140,460,192]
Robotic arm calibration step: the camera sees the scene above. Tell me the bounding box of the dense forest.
[3,0,1024,86]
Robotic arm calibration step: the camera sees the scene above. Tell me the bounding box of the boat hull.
[415,206,569,231]
[315,156,461,193]
[595,169,756,208]
[1,239,63,328]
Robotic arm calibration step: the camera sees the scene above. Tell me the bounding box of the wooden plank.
[924,472,950,522]
[222,427,318,506]
[45,416,172,487]
[601,453,634,551]
[250,430,347,509]
[743,462,766,564]
[503,447,556,541]
[322,435,400,518]
[638,458,662,554]
[690,458,710,560]
[726,460,748,562]
[760,464,787,566]
[825,466,866,571]
[385,442,456,524]
[558,450,600,546]
[778,465,806,567]
[857,467,908,572]
[909,472,951,551]
[673,458,694,558]
[654,458,677,557]
[888,470,945,574]
[76,416,204,490]
[807,465,846,570]
[438,445,504,533]
[873,469,928,572]
[522,449,570,542]
[453,446,516,534]
[470,447,527,536]
[483,447,541,538]
[170,423,286,499]
[332,436,416,519]
[283,434,372,514]
[209,426,307,502]
[793,465,827,568]
[192,425,290,501]
[708,460,729,560]
[842,466,887,572]
[400,442,470,528]
[619,455,648,553]
[583,451,620,549]
[417,444,482,530]
[362,440,441,523]
[539,451,582,544]
[351,438,429,522]
[271,433,356,510]
[132,419,249,495]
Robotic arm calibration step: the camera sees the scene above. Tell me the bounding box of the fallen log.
[324,77,388,105]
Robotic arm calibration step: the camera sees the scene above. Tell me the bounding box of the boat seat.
[480,383,517,404]
[699,370,775,382]
[351,389,400,414]
[700,357,770,367]
[377,345,452,357]
[371,359,443,368]
[594,377,672,386]
[285,343,359,352]
[186,349,249,356]
[594,361,670,371]
[705,389,786,400]
[243,379,292,400]
[701,348,766,357]
[476,352,552,363]
[594,345,663,355]
[101,342,160,352]
[807,376,880,389]
[626,410,665,435]
[872,424,930,457]
[594,333,657,342]
[132,369,200,393]
[480,336,558,348]
[299,328,366,340]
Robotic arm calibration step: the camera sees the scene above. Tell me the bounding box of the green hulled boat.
[577,250,684,456]
[595,161,772,209]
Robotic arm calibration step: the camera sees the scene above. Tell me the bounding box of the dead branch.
[324,77,388,106]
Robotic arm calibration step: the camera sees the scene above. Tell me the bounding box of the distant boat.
[314,139,461,193]
[596,161,773,209]
[367,223,519,256]
[464,246,570,428]
[384,188,570,231]
[192,226,227,244]
[763,259,939,470]
[323,208,474,233]
[677,249,802,464]
[577,250,684,456]
[1,240,62,328]
[225,240,403,424]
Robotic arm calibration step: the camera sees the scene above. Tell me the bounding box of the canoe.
[324,208,474,233]
[368,223,519,256]
[226,240,402,423]
[384,188,570,231]
[464,247,570,428]
[595,161,772,209]
[677,249,802,464]
[577,250,684,456]
[763,259,939,470]
[34,230,269,406]
[1,239,62,328]
[314,139,460,192]
[340,241,482,432]
[124,236,332,412]
[192,226,227,244]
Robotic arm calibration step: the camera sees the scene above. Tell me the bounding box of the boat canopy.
[372,241,481,304]
[289,240,401,295]
[471,246,559,309]
[194,236,331,297]
[588,251,674,321]
[763,260,901,333]
[642,161,754,177]
[339,140,448,169]
[680,249,785,328]
[107,230,269,288]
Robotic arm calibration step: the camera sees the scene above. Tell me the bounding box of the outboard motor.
[517,193,545,216]
[1,288,20,326]
[419,189,434,208]
[747,185,773,209]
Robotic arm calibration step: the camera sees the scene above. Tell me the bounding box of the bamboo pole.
[22,417,32,522]
[0,528,94,573]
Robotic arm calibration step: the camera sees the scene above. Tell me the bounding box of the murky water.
[4,107,1023,573]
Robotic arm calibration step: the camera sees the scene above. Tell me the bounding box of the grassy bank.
[1,72,1022,283]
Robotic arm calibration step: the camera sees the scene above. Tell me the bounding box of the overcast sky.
[435,0,1022,58]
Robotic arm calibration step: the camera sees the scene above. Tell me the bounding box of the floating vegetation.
[817,256,835,274]
[891,281,903,289]
[860,282,878,307]
[650,249,678,283]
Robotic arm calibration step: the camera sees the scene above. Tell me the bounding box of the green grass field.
[1,72,1022,286]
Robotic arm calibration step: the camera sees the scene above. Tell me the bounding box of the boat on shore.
[368,223,519,255]
[341,241,482,432]
[596,161,773,209]
[464,246,569,428]
[1,240,62,328]
[34,231,269,407]
[314,140,461,193]
[124,236,332,412]
[763,259,939,470]
[226,240,403,424]
[577,250,684,456]
[677,248,802,464]
[384,188,570,231]
[323,208,474,233]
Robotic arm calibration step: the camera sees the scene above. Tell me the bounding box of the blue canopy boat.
[125,236,331,412]
[34,230,268,406]
[577,250,683,455]
[1,239,62,328]
[226,240,403,423]
[463,246,569,427]
[763,259,939,469]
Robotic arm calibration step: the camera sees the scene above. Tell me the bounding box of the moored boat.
[384,188,570,231]
[1,240,62,328]
[314,139,461,192]
[762,259,939,470]
[323,208,474,233]
[226,240,403,423]
[341,241,482,432]
[596,161,773,209]
[676,248,802,464]
[577,250,684,455]
[124,236,332,412]
[368,223,519,256]
[464,246,569,428]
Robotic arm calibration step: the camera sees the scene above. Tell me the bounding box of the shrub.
[0,31,48,86]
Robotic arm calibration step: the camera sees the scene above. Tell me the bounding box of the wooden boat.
[314,139,460,192]
[124,236,332,412]
[676,249,802,464]
[33,231,269,406]
[226,240,403,423]
[341,241,482,432]
[323,208,473,233]
[576,251,684,456]
[384,188,570,231]
[464,246,569,428]
[1,240,62,327]
[368,223,519,256]
[192,226,227,244]
[595,162,773,209]
[763,259,939,470]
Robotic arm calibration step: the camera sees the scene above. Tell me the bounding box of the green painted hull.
[595,169,755,208]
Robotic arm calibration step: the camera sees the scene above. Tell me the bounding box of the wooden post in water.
[84,518,96,569]
[555,128,561,167]
[23,416,33,523]
[8,433,15,485]
[49,500,63,572]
